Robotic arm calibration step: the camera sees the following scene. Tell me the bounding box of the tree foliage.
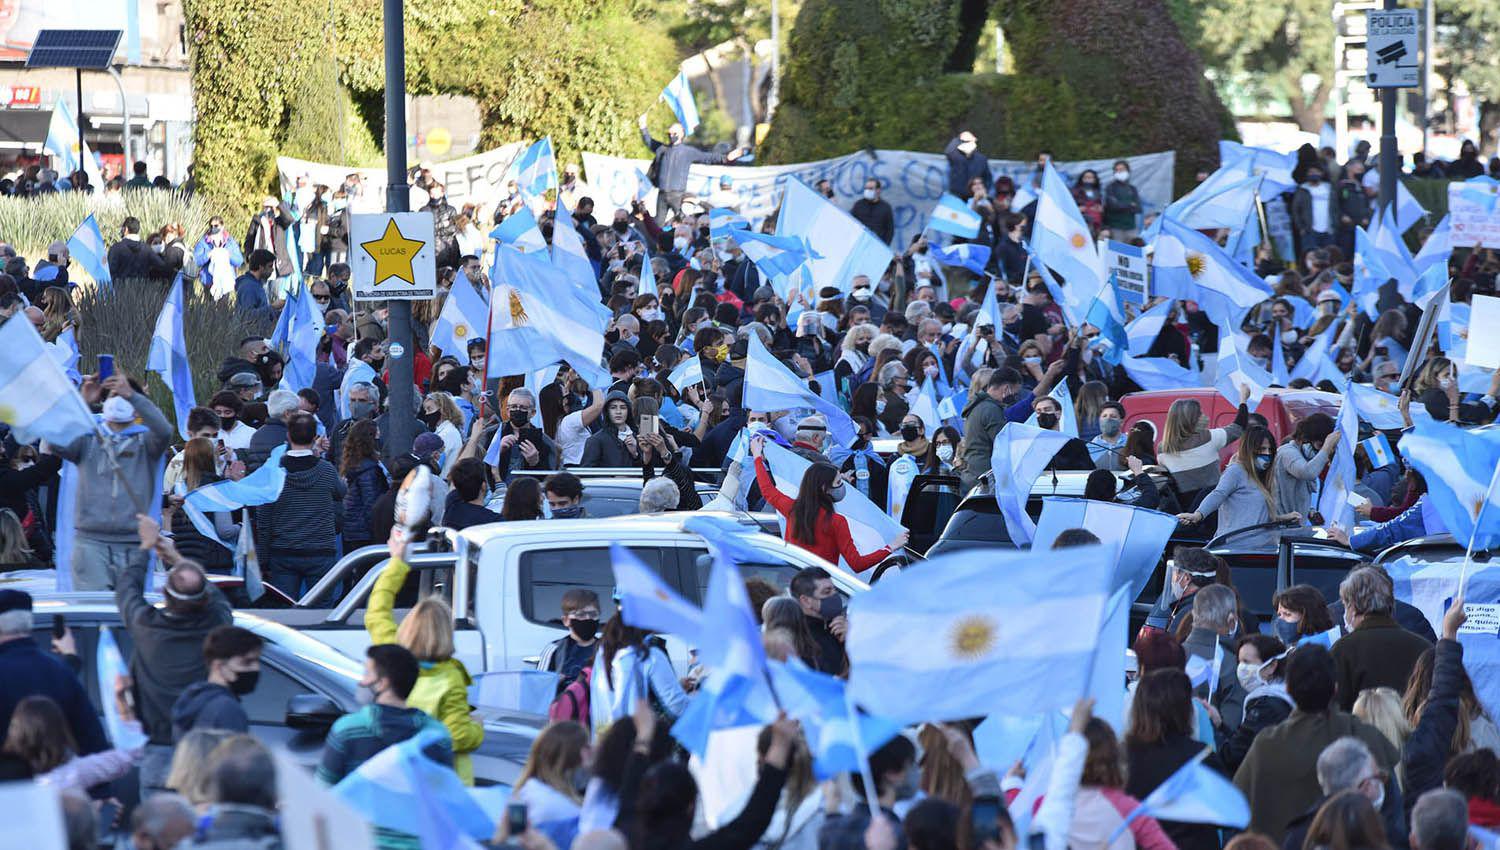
[762,0,1233,190]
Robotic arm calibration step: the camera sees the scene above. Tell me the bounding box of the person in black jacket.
[1033,395,1096,470]
[614,698,796,850]
[1126,669,1230,850]
[339,420,388,550]
[581,391,641,468]
[1220,634,1293,773]
[255,413,346,598]
[171,625,263,740]
[636,116,746,222]
[943,132,992,198]
[106,216,168,281]
[0,590,108,758]
[850,178,895,246]
[1402,599,1469,811]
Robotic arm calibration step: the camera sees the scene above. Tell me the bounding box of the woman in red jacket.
[750,436,907,572]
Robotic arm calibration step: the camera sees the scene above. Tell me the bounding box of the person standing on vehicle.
[255,412,346,598]
[118,516,232,797]
[366,532,484,785]
[318,644,454,787]
[750,437,907,574]
[1176,426,1303,548]
[636,116,745,223]
[1088,402,1128,471]
[958,362,1066,492]
[537,589,601,692]
[0,590,107,757]
[1273,413,1340,523]
[171,626,263,741]
[1156,388,1250,508]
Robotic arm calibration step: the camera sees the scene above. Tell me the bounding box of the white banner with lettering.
[277,142,526,214]
[581,148,1177,250]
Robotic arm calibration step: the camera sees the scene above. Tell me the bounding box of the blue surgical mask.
[1273,618,1300,643]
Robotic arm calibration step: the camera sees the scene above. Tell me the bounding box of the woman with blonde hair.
[421,391,465,476]
[165,728,236,810]
[0,508,39,570]
[367,534,484,784]
[1158,386,1251,506]
[1177,425,1302,546]
[38,285,77,343]
[512,721,591,827]
[168,437,238,573]
[1353,687,1411,756]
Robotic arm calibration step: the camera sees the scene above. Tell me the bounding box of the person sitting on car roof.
[1157,386,1251,507]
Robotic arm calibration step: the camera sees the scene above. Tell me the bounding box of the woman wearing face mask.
[39,285,77,343]
[1218,635,1290,773]
[1124,669,1228,850]
[1270,584,1336,644]
[836,324,878,402]
[1272,412,1339,524]
[420,391,465,477]
[750,437,908,573]
[1072,170,1105,233]
[511,721,592,834]
[581,392,642,468]
[168,438,240,573]
[1177,426,1302,546]
[922,426,961,476]
[1013,341,1046,391]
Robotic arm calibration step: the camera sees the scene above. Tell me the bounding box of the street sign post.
[349,212,437,301]
[1365,9,1419,88]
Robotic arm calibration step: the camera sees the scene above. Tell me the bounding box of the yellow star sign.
[360,219,425,286]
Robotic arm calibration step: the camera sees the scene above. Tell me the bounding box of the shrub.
[0,191,218,272]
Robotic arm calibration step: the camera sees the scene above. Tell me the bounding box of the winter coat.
[117,555,232,745]
[179,805,283,850]
[241,419,288,474]
[367,556,483,784]
[1332,612,1433,711]
[171,473,238,573]
[1183,627,1246,731]
[341,458,389,546]
[254,454,346,558]
[1273,441,1333,519]
[0,639,108,755]
[1127,733,1228,850]
[171,681,248,740]
[54,394,173,542]
[1220,683,1294,773]
[959,394,1007,491]
[1402,638,1464,807]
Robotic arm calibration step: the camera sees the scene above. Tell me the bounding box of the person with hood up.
[171,626,263,740]
[56,370,174,591]
[581,390,642,468]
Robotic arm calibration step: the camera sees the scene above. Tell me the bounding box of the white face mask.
[1236,662,1261,693]
[673,236,689,252]
[1439,377,1454,390]
[1114,170,1130,182]
[862,189,877,201]
[936,444,954,463]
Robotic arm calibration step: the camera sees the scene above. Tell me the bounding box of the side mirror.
[285,693,341,731]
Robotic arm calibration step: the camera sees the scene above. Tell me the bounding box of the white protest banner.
[278,142,526,213]
[1459,603,1500,637]
[1467,295,1500,370]
[582,148,1176,252]
[1106,239,1148,306]
[274,751,377,850]
[1450,180,1500,249]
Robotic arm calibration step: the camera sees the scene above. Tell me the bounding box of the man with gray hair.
[876,362,911,434]
[791,414,831,461]
[180,737,282,848]
[1284,736,1401,850]
[242,388,300,473]
[638,477,680,514]
[1410,789,1468,850]
[1333,565,1432,710]
[1184,583,1246,730]
[0,590,107,754]
[129,793,196,850]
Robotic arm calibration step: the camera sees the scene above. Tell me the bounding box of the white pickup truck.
[263,512,871,674]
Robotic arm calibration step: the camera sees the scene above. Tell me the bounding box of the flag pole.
[843,684,885,819]
[1459,461,1500,596]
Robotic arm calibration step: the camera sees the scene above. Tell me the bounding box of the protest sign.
[1468,295,1500,370]
[1106,240,1149,306]
[277,142,526,213]
[1450,180,1500,248]
[582,148,1177,251]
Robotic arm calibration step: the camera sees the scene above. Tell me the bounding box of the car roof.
[455,510,769,547]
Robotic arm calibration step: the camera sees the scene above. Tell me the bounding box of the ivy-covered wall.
[762,0,1235,192]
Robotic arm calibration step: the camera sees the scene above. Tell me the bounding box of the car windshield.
[238,613,363,681]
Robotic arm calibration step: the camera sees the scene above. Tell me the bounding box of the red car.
[1121,387,1342,465]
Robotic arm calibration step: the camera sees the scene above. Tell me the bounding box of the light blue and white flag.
[1126,299,1174,357]
[611,543,703,639]
[187,445,288,514]
[1351,225,1393,318]
[68,213,112,290]
[1360,433,1395,469]
[776,178,894,295]
[1395,180,1427,234]
[907,378,942,438]
[48,326,81,382]
[637,242,659,297]
[1163,172,1264,233]
[1317,398,1359,532]
[972,276,1004,330]
[1270,323,1291,386]
[0,313,97,446]
[1412,214,1453,308]
[757,439,903,569]
[97,626,148,750]
[277,282,322,393]
[1112,751,1249,837]
[743,333,856,446]
[430,274,490,366]
[1290,323,1344,386]
[666,355,704,393]
[929,241,991,276]
[490,206,548,254]
[659,71,701,135]
[487,246,608,385]
[846,543,1116,722]
[333,727,493,848]
[708,207,750,240]
[1152,217,1273,327]
[44,96,103,186]
[1122,354,1200,391]
[927,193,982,239]
[552,198,609,316]
[767,658,903,779]
[1346,382,1408,430]
[1370,206,1418,300]
[1215,328,1272,407]
[1032,162,1106,303]
[990,423,1073,545]
[730,229,817,280]
[1398,420,1500,551]
[1084,282,1129,366]
[147,275,197,439]
[511,137,557,197]
[1218,141,1297,195]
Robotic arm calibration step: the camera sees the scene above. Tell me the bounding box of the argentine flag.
[666,355,704,392]
[1032,161,1106,302]
[97,627,148,750]
[731,228,816,280]
[1163,172,1264,233]
[1121,354,1199,392]
[0,313,97,446]
[1218,141,1297,195]
[611,543,703,639]
[927,193,982,239]
[1412,215,1452,308]
[743,333,857,446]
[846,543,1116,722]
[1126,298,1173,356]
[333,727,493,846]
[490,207,547,254]
[487,246,608,385]
[68,213,113,290]
[758,439,902,568]
[776,178,893,295]
[186,445,289,514]
[146,276,197,439]
[431,275,489,366]
[1370,206,1418,299]
[1346,382,1408,431]
[1398,420,1500,551]
[708,207,749,241]
[659,71,701,135]
[511,137,557,197]
[1152,217,1273,328]
[929,242,991,276]
[1113,752,1250,837]
[1360,434,1395,469]
[1394,180,1428,234]
[1215,328,1272,407]
[990,423,1073,545]
[45,97,103,187]
[766,659,903,779]
[1317,397,1360,532]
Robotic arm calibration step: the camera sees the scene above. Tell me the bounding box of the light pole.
[382,0,417,456]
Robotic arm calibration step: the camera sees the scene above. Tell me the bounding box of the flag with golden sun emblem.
[845,544,1115,723]
[1397,419,1500,551]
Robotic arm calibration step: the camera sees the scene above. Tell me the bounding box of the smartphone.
[51,614,65,640]
[505,803,528,837]
[971,796,1006,845]
[97,353,114,380]
[640,414,659,437]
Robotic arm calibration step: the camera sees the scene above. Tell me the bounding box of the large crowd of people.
[0,121,1496,850]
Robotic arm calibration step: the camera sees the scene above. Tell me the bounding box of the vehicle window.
[1291,547,1366,605]
[681,546,829,604]
[241,660,313,724]
[1228,562,1279,617]
[518,546,671,627]
[904,480,961,536]
[31,624,102,709]
[579,491,637,518]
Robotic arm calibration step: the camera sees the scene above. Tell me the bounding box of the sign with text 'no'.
[350,213,437,301]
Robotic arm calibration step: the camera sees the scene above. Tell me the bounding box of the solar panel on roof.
[25,29,123,70]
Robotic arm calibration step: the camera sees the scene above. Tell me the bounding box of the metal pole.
[107,67,129,168]
[1422,0,1434,158]
[383,0,417,458]
[75,68,84,181]
[1376,0,1398,217]
[768,0,780,119]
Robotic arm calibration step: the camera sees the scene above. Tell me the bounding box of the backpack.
[548,665,591,727]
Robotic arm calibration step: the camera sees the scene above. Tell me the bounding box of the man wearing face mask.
[171,626,263,739]
[1032,396,1095,470]
[943,130,992,198]
[425,182,460,269]
[1088,402,1128,471]
[317,644,453,786]
[1103,159,1143,242]
[536,589,601,691]
[818,732,918,850]
[637,115,746,223]
[1182,584,1247,731]
[1291,167,1336,255]
[958,361,1066,491]
[850,178,895,246]
[1279,737,1404,850]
